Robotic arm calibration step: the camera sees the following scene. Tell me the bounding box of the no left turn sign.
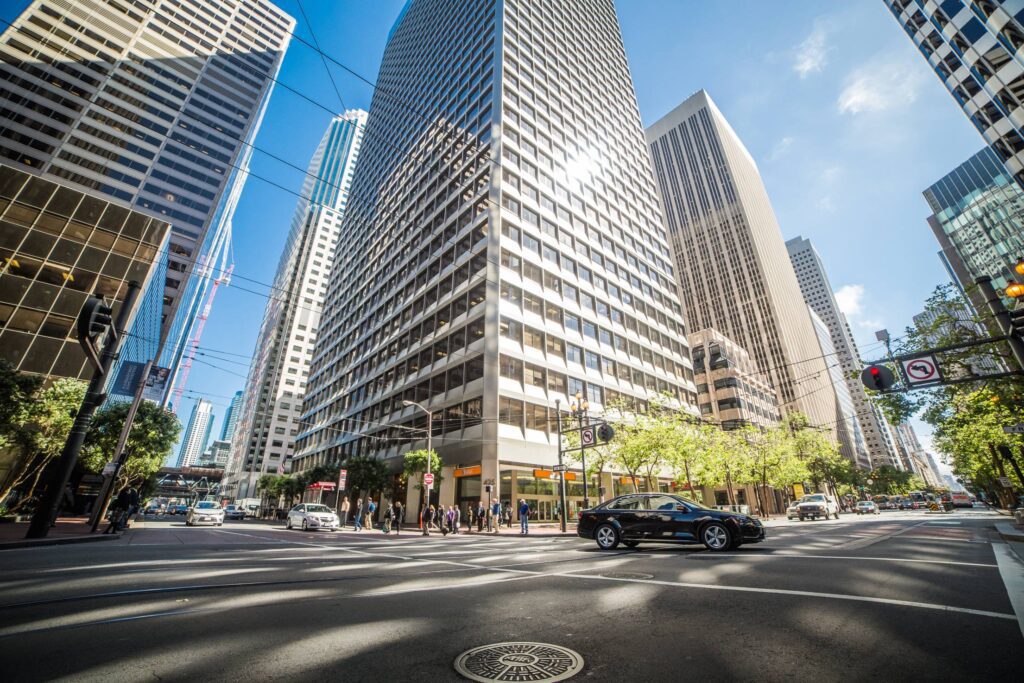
[581,426,596,447]
[901,355,941,385]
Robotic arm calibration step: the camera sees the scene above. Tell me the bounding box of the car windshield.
[225,505,238,510]
[195,502,219,509]
[305,505,333,513]
[801,495,826,502]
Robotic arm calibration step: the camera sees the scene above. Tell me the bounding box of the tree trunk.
[0,454,46,506]
[725,466,736,508]
[683,460,694,497]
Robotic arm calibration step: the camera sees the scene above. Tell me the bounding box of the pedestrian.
[340,496,350,528]
[476,500,486,532]
[382,503,393,534]
[366,498,377,530]
[491,498,501,534]
[421,503,431,535]
[354,497,364,531]
[466,503,474,533]
[128,486,140,520]
[503,502,512,529]
[452,504,461,534]
[448,506,457,535]
[519,498,530,535]
[105,487,132,534]
[389,501,401,532]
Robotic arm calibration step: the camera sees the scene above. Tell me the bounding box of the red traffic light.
[861,364,895,391]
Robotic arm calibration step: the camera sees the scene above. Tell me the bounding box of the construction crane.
[168,263,233,412]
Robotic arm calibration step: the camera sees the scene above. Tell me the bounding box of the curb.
[996,521,1024,543]
[0,531,120,551]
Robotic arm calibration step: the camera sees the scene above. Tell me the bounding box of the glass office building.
[0,0,294,403]
[294,0,697,520]
[884,0,1024,187]
[225,110,367,500]
[0,164,169,379]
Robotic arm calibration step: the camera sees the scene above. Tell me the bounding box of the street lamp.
[403,399,432,536]
[570,391,590,510]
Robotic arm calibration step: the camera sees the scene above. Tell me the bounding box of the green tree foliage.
[868,284,1024,504]
[0,378,86,508]
[343,454,389,499]
[402,448,442,488]
[80,400,181,490]
[0,360,41,451]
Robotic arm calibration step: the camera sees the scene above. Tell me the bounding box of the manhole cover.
[454,642,583,682]
[600,571,654,580]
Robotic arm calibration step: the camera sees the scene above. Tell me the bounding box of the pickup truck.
[796,493,840,521]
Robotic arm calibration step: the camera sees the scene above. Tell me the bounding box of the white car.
[286,503,340,532]
[856,500,880,515]
[186,500,224,526]
[796,494,840,521]
[786,500,801,520]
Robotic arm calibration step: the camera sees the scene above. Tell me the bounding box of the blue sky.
[5,1,984,461]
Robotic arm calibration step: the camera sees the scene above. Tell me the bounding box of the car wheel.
[623,540,639,548]
[701,522,731,551]
[301,519,309,532]
[799,515,805,521]
[286,518,292,530]
[595,524,620,550]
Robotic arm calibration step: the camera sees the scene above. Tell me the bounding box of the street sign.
[901,355,941,385]
[552,464,568,472]
[1003,424,1024,435]
[580,426,596,447]
[423,472,434,486]
[338,468,347,490]
[998,476,1013,488]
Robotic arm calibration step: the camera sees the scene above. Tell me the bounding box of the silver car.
[186,501,224,526]
[286,503,340,532]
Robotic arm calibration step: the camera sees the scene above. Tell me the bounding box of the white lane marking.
[992,543,1024,639]
[551,570,1017,621]
[835,521,928,550]
[688,553,997,568]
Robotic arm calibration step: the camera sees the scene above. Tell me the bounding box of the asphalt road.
[0,509,1021,682]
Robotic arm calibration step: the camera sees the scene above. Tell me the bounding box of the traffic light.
[77,295,115,372]
[597,423,615,442]
[860,364,895,391]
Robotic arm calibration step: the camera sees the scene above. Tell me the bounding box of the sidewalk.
[0,516,120,550]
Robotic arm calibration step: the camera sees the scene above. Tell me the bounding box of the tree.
[344,454,389,501]
[0,360,41,452]
[786,413,844,495]
[80,400,181,490]
[402,448,442,513]
[0,378,86,509]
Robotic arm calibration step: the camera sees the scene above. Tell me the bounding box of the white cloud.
[835,284,865,317]
[794,22,830,79]
[835,284,885,330]
[837,56,926,114]
[767,136,794,162]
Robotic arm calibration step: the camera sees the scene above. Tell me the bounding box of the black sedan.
[577,493,765,552]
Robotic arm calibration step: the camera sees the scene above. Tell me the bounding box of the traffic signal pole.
[976,276,1024,374]
[26,282,140,539]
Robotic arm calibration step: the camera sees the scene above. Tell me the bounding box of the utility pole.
[555,398,567,533]
[89,359,153,532]
[27,282,140,539]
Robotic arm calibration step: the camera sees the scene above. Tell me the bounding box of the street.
[0,509,1021,681]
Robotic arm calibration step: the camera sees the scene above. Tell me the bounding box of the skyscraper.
[883,0,1024,187]
[808,307,872,469]
[220,390,243,442]
[177,398,213,469]
[294,0,697,518]
[922,147,1024,304]
[645,91,837,436]
[786,235,900,468]
[225,110,367,499]
[0,0,294,402]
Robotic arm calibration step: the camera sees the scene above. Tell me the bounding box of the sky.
[4,1,984,469]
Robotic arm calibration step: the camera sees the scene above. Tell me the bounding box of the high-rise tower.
[177,398,213,468]
[786,235,901,468]
[883,0,1024,187]
[0,0,294,401]
[294,0,697,518]
[225,110,367,499]
[220,390,243,442]
[646,91,837,436]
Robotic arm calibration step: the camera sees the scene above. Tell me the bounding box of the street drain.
[454,642,583,682]
[600,571,654,580]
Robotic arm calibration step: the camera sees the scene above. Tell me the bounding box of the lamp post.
[570,391,590,510]
[555,398,567,533]
[403,399,432,536]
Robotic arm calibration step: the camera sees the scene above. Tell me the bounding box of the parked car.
[286,504,340,532]
[168,504,188,515]
[577,493,765,552]
[796,494,840,520]
[186,500,224,527]
[786,500,801,520]
[224,504,245,520]
[144,503,164,515]
[856,501,880,515]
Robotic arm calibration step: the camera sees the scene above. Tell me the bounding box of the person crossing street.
[519,499,530,535]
